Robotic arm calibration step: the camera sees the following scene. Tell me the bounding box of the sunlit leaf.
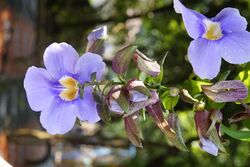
[236,64,250,103]
[183,79,210,96]
[161,90,179,111]
[222,124,250,142]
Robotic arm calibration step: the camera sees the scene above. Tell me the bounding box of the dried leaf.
[146,102,175,137]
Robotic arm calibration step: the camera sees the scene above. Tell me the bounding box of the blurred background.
[0,0,250,166]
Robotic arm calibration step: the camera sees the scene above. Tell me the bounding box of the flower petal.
[213,8,247,33]
[75,52,106,83]
[24,66,54,111]
[219,32,250,64]
[188,38,221,79]
[199,135,218,156]
[75,87,100,123]
[43,42,79,79]
[173,0,206,39]
[40,97,76,134]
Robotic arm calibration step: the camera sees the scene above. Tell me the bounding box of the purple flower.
[24,42,106,134]
[174,0,250,79]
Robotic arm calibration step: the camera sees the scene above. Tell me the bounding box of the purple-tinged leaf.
[112,45,137,74]
[229,110,250,123]
[146,102,175,137]
[86,26,107,55]
[135,50,161,77]
[201,80,248,103]
[194,111,211,137]
[124,112,143,148]
[167,113,188,151]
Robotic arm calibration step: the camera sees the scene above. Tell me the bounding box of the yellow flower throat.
[59,76,79,101]
[202,19,223,40]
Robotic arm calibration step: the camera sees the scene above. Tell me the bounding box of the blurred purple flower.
[174,0,250,79]
[24,42,106,134]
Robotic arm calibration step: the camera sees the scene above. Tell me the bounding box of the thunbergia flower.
[174,0,250,79]
[24,42,106,134]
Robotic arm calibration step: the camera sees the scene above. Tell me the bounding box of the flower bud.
[108,86,129,113]
[194,110,226,156]
[193,101,205,112]
[86,26,108,55]
[127,80,151,102]
[179,89,198,103]
[169,87,179,97]
[134,50,161,77]
[201,80,248,103]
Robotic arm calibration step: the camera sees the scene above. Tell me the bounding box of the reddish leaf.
[124,112,143,148]
[112,45,137,74]
[229,110,250,123]
[146,102,175,137]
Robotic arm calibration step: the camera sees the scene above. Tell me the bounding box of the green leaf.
[222,124,250,142]
[206,99,225,110]
[167,113,188,151]
[183,79,210,96]
[161,90,179,111]
[218,70,231,81]
[236,63,250,103]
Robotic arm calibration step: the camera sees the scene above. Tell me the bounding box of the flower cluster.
[23,1,250,156]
